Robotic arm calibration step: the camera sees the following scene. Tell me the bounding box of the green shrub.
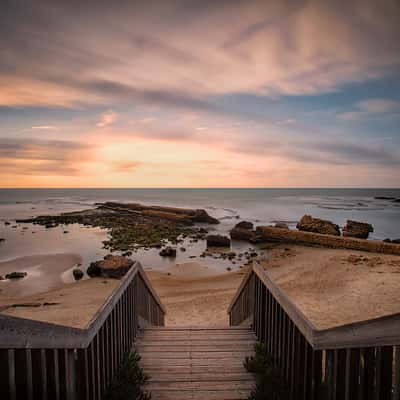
[244,342,289,400]
[105,352,151,400]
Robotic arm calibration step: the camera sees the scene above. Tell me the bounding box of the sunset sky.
[1,0,399,188]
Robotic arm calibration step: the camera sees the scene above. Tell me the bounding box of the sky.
[0,0,400,188]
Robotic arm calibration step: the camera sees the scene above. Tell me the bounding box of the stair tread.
[138,326,256,399]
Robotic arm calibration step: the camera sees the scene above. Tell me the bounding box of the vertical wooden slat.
[40,349,48,400]
[394,346,400,400]
[378,346,393,400]
[362,348,375,400]
[54,349,60,400]
[8,349,16,400]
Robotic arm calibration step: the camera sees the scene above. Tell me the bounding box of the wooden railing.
[228,262,400,400]
[0,262,165,400]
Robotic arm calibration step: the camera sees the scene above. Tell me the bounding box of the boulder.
[5,271,27,279]
[73,269,84,280]
[87,255,134,279]
[206,235,231,247]
[0,238,5,243]
[234,221,254,230]
[343,220,373,239]
[159,247,177,257]
[392,239,400,244]
[296,215,340,236]
[230,228,255,241]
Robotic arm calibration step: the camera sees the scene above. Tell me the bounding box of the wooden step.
[138,326,256,400]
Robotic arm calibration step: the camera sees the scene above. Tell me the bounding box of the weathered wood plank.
[145,381,255,390]
[150,390,252,400]
[147,372,254,382]
[140,351,253,359]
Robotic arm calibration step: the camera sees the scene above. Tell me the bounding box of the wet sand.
[0,253,82,298]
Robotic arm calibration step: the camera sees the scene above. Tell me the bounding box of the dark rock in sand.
[180,247,186,252]
[343,220,373,239]
[206,235,231,247]
[5,271,27,279]
[230,228,255,241]
[87,255,134,279]
[394,199,400,203]
[73,269,84,280]
[0,238,5,243]
[274,222,289,229]
[296,215,340,236]
[383,238,392,243]
[87,263,102,277]
[234,221,254,230]
[392,239,400,244]
[4,221,10,225]
[159,247,177,257]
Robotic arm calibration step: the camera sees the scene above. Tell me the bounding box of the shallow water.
[0,188,399,277]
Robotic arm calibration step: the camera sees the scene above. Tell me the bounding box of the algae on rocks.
[17,202,219,252]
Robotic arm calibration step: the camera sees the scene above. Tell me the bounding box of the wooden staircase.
[136,326,256,400]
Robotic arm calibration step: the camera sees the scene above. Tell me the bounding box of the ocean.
[0,188,399,272]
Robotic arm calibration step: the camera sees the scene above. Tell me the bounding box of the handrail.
[0,261,165,349]
[228,261,400,349]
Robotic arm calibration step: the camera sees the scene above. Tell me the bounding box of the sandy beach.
[261,245,400,329]
[147,262,246,326]
[1,245,399,330]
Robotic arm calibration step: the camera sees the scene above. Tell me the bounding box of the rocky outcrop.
[234,221,254,230]
[296,215,340,236]
[73,269,84,280]
[274,222,289,229]
[87,255,134,279]
[230,221,255,241]
[343,220,373,239]
[98,202,220,225]
[5,271,27,279]
[254,226,400,255]
[159,247,177,257]
[206,235,231,247]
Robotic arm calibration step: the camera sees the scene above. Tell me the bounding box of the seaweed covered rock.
[343,220,373,239]
[296,215,340,236]
[5,271,27,279]
[87,255,134,279]
[206,235,231,247]
[159,247,177,257]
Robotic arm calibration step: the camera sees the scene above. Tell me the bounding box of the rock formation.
[87,255,134,279]
[159,247,177,257]
[296,215,340,236]
[343,220,373,239]
[206,235,231,247]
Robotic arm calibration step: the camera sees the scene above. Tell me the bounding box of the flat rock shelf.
[135,326,256,400]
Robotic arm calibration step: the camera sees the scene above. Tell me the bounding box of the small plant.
[244,342,289,400]
[105,352,151,400]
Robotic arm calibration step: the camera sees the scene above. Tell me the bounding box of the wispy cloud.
[97,110,117,128]
[0,1,399,109]
[31,125,57,130]
[339,98,400,120]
